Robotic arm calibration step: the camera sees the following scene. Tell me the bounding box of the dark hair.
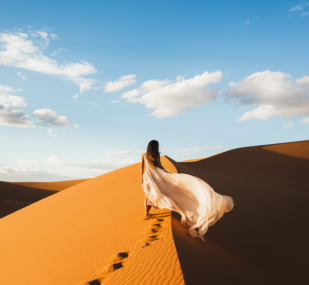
[147,140,159,169]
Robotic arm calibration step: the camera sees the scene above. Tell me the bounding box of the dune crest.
[11,179,89,191]
[0,141,308,285]
[170,140,309,285]
[263,140,309,160]
[0,160,184,285]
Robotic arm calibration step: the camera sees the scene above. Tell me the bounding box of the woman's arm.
[141,153,145,184]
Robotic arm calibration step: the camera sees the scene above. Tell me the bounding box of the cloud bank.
[0,30,97,94]
[121,71,222,118]
[32,108,78,128]
[0,84,33,128]
[105,74,136,92]
[226,70,309,122]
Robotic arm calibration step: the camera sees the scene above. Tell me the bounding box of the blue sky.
[0,0,308,181]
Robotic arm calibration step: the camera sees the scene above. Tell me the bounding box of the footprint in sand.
[140,217,166,248]
[85,216,167,284]
[86,251,133,284]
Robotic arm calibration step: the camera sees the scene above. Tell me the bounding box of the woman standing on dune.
[141,140,234,242]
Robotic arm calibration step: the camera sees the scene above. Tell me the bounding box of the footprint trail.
[85,213,169,284]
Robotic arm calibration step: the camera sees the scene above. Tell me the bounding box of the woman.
[141,140,234,242]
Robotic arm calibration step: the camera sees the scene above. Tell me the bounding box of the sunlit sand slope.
[263,140,309,160]
[0,159,184,285]
[11,179,89,191]
[0,181,57,219]
[170,140,309,285]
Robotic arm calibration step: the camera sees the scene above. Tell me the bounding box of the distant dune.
[170,140,309,285]
[0,181,56,219]
[11,179,89,191]
[0,179,89,219]
[0,159,184,285]
[0,141,308,285]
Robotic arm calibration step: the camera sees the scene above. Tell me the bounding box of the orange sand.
[263,140,309,160]
[0,159,184,285]
[0,181,57,219]
[0,140,308,285]
[11,179,89,191]
[171,140,309,285]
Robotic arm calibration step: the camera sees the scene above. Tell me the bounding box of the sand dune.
[170,140,309,285]
[263,140,309,160]
[0,160,184,285]
[0,140,307,285]
[11,179,89,191]
[0,181,57,219]
[0,179,89,219]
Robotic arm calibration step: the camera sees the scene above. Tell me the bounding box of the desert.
[0,140,308,284]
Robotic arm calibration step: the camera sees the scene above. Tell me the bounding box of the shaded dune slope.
[11,179,89,191]
[169,140,309,285]
[0,179,89,219]
[0,160,184,285]
[0,181,57,219]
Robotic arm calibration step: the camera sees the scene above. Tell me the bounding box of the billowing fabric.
[142,154,234,242]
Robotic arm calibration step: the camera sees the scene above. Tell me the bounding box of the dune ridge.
[11,179,89,191]
[0,181,57,219]
[170,140,309,285]
[0,179,89,219]
[0,140,308,285]
[0,159,184,285]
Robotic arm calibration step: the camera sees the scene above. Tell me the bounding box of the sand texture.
[11,179,89,191]
[0,179,89,219]
[0,140,308,285]
[170,140,309,285]
[0,160,184,285]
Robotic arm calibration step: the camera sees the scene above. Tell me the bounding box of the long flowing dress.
[142,154,234,242]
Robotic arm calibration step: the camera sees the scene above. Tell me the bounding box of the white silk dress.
[142,154,234,242]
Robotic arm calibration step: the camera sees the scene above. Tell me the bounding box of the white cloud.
[121,71,222,118]
[300,12,309,17]
[0,84,26,108]
[226,70,309,122]
[111,100,120,103]
[296,75,309,86]
[0,84,33,128]
[32,108,78,128]
[0,166,73,182]
[105,74,136,92]
[50,33,59,40]
[0,108,34,128]
[73,94,79,99]
[17,71,26,80]
[301,118,309,124]
[33,108,57,119]
[17,159,42,165]
[46,156,71,165]
[289,5,303,11]
[282,121,294,129]
[0,30,97,94]
[0,87,76,132]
